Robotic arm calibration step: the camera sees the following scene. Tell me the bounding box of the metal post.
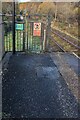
[12,2,15,54]
[23,16,25,51]
[24,8,28,51]
[47,13,51,50]
[26,15,28,51]
[43,29,46,51]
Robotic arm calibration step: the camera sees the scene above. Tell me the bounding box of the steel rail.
[53,30,79,43]
[52,27,79,42]
[49,37,65,52]
[52,29,80,49]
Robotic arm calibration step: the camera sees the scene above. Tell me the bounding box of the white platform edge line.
[72,52,80,60]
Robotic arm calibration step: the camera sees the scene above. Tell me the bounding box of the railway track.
[52,28,80,50]
[49,36,65,52]
[49,28,80,57]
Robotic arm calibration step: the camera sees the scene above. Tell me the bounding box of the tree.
[37,2,55,16]
[55,2,77,27]
[2,2,13,14]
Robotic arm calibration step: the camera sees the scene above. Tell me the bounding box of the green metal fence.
[3,14,48,53]
[4,21,13,52]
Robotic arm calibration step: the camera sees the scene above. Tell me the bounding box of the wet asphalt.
[2,53,80,118]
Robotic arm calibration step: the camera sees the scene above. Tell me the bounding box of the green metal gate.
[27,22,42,53]
[25,14,48,53]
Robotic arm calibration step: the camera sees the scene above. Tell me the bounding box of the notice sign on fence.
[33,22,41,36]
[15,23,24,30]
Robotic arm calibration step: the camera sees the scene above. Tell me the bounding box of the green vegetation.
[52,21,78,39]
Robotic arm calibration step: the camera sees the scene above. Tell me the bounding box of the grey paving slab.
[59,52,80,76]
[50,52,79,101]
[2,53,79,118]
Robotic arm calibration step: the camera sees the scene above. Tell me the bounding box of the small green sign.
[15,24,24,30]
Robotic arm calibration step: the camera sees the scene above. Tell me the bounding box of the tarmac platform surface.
[2,52,80,118]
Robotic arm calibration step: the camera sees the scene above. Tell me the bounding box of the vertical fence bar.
[9,31,10,51]
[15,31,17,51]
[11,31,12,51]
[26,17,28,51]
[18,31,20,51]
[7,32,9,51]
[4,35,7,51]
[21,31,23,51]
[16,31,18,51]
[12,2,15,54]
[6,35,8,51]
[23,23,25,51]
[20,31,21,51]
[6,35,7,51]
[19,31,20,51]
[11,22,13,51]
